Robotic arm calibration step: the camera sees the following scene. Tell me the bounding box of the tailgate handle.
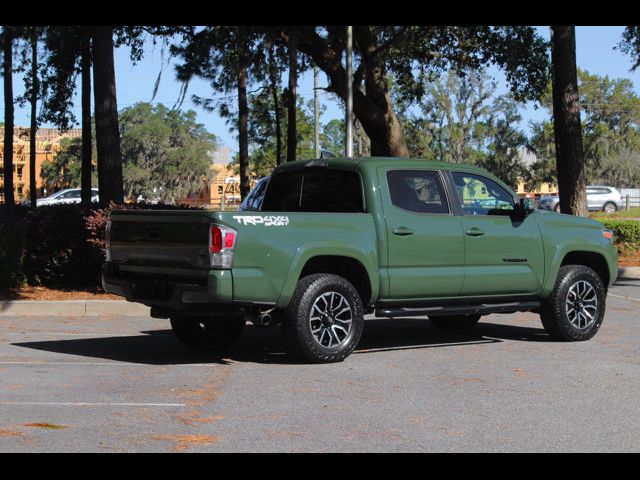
[392,227,414,236]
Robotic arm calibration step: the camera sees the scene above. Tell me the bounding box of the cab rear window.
[261,168,364,213]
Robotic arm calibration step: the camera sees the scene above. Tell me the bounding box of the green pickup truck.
[103,157,618,363]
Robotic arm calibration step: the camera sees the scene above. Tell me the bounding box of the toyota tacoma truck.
[102,157,618,363]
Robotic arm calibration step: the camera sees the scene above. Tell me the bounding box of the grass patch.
[590,207,640,219]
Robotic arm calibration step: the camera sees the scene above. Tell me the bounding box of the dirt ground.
[0,286,121,302]
[619,250,640,267]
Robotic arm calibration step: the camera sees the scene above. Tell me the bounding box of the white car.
[537,186,624,213]
[36,188,99,206]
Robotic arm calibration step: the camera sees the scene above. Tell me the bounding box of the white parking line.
[5,332,144,337]
[0,361,221,367]
[0,402,185,407]
[608,293,640,303]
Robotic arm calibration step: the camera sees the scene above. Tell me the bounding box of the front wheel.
[283,274,364,363]
[170,315,245,351]
[540,265,606,341]
[429,314,481,330]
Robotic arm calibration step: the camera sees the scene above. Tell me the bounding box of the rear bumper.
[102,262,234,308]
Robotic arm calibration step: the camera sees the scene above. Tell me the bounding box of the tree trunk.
[292,27,408,158]
[3,26,15,207]
[286,31,297,161]
[91,26,123,207]
[29,31,38,208]
[237,62,250,200]
[268,45,282,165]
[81,31,93,208]
[550,26,587,217]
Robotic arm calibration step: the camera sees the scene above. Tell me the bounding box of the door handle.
[392,227,414,236]
[465,227,485,237]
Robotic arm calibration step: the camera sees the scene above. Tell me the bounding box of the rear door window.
[261,171,303,211]
[261,168,364,212]
[300,169,363,212]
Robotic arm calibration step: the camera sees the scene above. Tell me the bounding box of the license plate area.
[131,279,175,302]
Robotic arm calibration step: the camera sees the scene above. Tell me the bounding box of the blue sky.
[6,26,640,152]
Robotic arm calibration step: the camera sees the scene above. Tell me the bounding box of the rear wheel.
[429,314,481,330]
[170,315,245,350]
[540,265,606,341]
[283,273,364,363]
[603,202,617,213]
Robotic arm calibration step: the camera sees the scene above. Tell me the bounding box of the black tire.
[603,202,617,213]
[540,265,606,341]
[429,314,481,330]
[170,315,245,351]
[283,273,364,363]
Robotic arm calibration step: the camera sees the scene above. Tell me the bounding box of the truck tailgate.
[109,210,213,273]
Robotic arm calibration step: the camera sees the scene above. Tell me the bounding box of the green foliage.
[385,26,550,105]
[524,121,558,190]
[0,202,204,291]
[38,104,218,202]
[392,69,528,188]
[477,97,528,189]
[38,27,85,130]
[532,69,640,187]
[599,218,640,253]
[321,119,345,157]
[21,204,102,287]
[0,207,27,289]
[119,103,218,203]
[617,27,640,72]
[229,91,334,176]
[40,137,95,191]
[591,207,640,219]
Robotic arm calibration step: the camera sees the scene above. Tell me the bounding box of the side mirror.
[513,198,534,220]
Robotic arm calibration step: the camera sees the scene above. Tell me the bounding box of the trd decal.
[232,215,290,226]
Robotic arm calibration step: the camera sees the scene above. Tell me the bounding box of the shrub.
[0,206,28,289]
[21,204,100,288]
[599,219,640,254]
[1,202,204,292]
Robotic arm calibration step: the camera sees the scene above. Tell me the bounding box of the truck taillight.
[105,220,112,262]
[210,225,237,268]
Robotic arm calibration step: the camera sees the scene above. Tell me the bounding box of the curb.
[618,267,640,280]
[0,300,150,317]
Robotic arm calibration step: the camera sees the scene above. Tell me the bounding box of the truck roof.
[273,157,515,196]
[276,156,493,176]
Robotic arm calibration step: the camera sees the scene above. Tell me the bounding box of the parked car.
[35,188,99,206]
[538,186,624,213]
[103,158,618,363]
[238,176,270,211]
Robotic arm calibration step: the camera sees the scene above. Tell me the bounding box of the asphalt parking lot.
[1,279,639,452]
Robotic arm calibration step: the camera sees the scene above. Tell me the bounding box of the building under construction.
[0,127,82,203]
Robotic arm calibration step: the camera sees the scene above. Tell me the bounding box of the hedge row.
[599,219,640,254]
[0,202,202,291]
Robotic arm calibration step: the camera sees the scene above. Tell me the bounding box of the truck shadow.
[12,318,551,366]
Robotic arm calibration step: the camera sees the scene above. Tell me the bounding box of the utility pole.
[345,25,353,158]
[314,65,320,158]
